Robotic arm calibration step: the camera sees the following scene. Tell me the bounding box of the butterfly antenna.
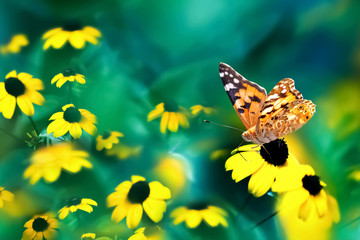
[204,120,244,132]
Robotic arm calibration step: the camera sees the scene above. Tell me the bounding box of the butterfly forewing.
[219,63,267,130]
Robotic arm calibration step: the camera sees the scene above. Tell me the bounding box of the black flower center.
[5,77,25,97]
[144,226,161,237]
[63,107,82,123]
[260,139,289,166]
[127,181,150,204]
[102,132,112,140]
[164,101,179,112]
[63,22,82,31]
[66,197,82,207]
[302,175,323,196]
[62,69,76,77]
[187,202,208,210]
[32,217,49,232]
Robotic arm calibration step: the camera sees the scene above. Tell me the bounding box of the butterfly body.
[219,63,315,145]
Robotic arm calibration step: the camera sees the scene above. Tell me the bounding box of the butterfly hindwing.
[219,63,267,129]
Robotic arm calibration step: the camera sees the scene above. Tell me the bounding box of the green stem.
[28,116,39,135]
[252,211,279,229]
[240,194,252,211]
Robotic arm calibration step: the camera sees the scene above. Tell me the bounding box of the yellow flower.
[0,70,44,119]
[225,139,297,197]
[107,175,171,229]
[43,25,101,50]
[105,142,142,159]
[96,131,124,151]
[147,102,189,133]
[171,204,228,228]
[210,149,230,161]
[81,233,96,240]
[128,226,164,240]
[58,197,97,219]
[190,105,214,115]
[51,69,86,88]
[47,104,97,139]
[272,164,340,222]
[1,34,29,55]
[22,214,59,240]
[24,143,92,184]
[349,169,360,181]
[0,186,14,208]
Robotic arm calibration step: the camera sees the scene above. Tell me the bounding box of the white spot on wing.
[224,83,236,91]
[281,89,286,94]
[225,72,228,75]
[266,94,279,101]
[229,74,233,77]
[233,78,239,83]
[219,72,224,77]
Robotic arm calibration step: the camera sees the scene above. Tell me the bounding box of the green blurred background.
[0,0,360,239]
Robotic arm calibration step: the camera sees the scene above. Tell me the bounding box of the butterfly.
[219,63,316,145]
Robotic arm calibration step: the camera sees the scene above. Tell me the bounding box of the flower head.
[0,70,44,119]
[58,197,97,219]
[51,69,86,88]
[22,214,59,240]
[147,102,189,133]
[190,105,215,116]
[170,203,228,228]
[225,139,297,197]
[272,164,340,222]
[0,186,14,208]
[96,131,124,151]
[81,233,96,240]
[129,226,164,240]
[47,104,97,139]
[24,143,92,184]
[1,34,28,55]
[107,175,171,228]
[43,25,101,50]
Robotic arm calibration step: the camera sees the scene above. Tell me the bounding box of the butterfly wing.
[256,78,315,140]
[219,63,267,130]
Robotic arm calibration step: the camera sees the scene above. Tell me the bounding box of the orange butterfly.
[219,63,316,145]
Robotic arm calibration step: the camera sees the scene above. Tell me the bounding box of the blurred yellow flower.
[58,197,97,219]
[43,26,101,50]
[24,143,92,184]
[0,70,44,119]
[105,142,142,159]
[272,164,340,222]
[1,34,29,55]
[81,233,96,240]
[190,105,214,115]
[51,69,86,88]
[225,139,297,197]
[107,175,171,228]
[47,104,97,139]
[128,226,163,240]
[0,186,14,208]
[22,214,59,240]
[171,204,228,228]
[147,102,189,133]
[349,170,360,181]
[96,131,124,151]
[210,149,230,161]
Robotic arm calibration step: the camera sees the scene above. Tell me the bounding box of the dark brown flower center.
[62,69,76,77]
[127,181,150,204]
[67,197,82,207]
[302,175,323,196]
[164,101,179,112]
[32,217,49,232]
[63,107,82,123]
[5,77,25,97]
[144,226,161,237]
[102,132,112,140]
[187,202,208,210]
[260,139,289,166]
[63,22,82,31]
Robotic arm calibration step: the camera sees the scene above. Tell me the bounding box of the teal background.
[0,0,360,239]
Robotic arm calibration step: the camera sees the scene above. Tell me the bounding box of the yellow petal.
[225,151,263,182]
[5,70,17,79]
[149,181,171,200]
[177,112,189,128]
[79,120,97,136]
[43,228,57,240]
[78,203,94,213]
[82,198,98,206]
[83,26,101,37]
[143,198,166,222]
[69,123,82,139]
[126,204,143,228]
[1,95,16,119]
[111,201,130,222]
[1,190,14,201]
[59,207,70,219]
[298,197,315,221]
[201,209,220,227]
[160,112,170,133]
[17,95,34,116]
[22,228,37,240]
[147,103,165,121]
[280,188,309,212]
[167,112,179,132]
[185,210,202,228]
[248,162,277,197]
[69,31,86,49]
[42,27,62,39]
[314,190,328,217]
[131,175,146,183]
